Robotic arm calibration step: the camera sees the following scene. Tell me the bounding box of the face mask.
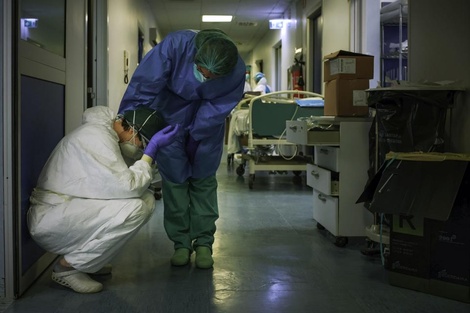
[119,127,143,160]
[119,141,143,160]
[193,64,207,83]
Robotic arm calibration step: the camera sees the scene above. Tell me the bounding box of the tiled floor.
[2,154,469,312]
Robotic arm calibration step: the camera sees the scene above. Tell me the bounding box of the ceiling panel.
[146,0,294,55]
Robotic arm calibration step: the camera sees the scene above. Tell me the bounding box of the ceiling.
[146,0,295,55]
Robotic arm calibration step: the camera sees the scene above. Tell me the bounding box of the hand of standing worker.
[144,124,180,159]
[185,134,200,165]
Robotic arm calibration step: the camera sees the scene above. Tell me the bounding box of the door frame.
[2,0,16,300]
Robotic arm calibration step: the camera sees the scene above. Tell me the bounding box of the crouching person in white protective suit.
[27,106,180,294]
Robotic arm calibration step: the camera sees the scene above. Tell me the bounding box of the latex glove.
[185,134,200,165]
[143,124,180,160]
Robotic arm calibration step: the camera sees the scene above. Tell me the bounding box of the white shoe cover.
[52,270,103,293]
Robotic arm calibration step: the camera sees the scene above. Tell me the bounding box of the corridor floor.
[2,156,469,313]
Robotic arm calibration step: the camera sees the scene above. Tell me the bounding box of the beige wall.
[107,0,158,114]
[248,0,323,92]
[408,0,470,152]
[248,0,380,94]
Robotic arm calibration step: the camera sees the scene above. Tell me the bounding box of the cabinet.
[286,117,374,246]
[380,0,408,86]
[363,87,464,250]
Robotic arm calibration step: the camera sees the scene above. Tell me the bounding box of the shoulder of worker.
[165,29,198,42]
[258,77,268,85]
[156,29,197,54]
[82,106,115,125]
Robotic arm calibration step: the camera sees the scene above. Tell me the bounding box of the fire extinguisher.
[290,57,305,97]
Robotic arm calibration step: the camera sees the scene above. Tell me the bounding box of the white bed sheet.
[227,109,250,154]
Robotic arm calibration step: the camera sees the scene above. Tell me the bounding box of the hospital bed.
[227,90,324,189]
[226,94,255,164]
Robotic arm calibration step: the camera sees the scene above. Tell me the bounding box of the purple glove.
[185,134,200,165]
[144,124,180,159]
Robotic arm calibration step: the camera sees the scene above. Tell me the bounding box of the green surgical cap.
[195,29,227,49]
[194,30,238,76]
[123,107,166,142]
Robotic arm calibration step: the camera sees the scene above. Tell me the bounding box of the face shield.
[119,110,158,160]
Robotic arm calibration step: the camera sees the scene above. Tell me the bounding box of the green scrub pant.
[162,175,218,251]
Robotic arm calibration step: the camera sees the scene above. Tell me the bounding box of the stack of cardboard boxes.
[323,50,374,116]
[359,152,470,303]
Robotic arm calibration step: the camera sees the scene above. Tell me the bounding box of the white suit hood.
[257,77,268,86]
[253,77,272,94]
[82,105,115,125]
[34,106,153,199]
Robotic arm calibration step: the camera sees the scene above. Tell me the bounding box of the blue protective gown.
[119,30,246,183]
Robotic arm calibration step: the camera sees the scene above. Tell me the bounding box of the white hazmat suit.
[27,106,156,273]
[253,77,272,95]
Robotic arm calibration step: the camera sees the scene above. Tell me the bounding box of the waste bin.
[367,88,453,169]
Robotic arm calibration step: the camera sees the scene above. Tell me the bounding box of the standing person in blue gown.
[119,29,245,268]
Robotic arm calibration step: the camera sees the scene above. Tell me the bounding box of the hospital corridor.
[1,150,468,313]
[2,0,470,311]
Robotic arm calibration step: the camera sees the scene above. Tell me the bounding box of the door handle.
[289,126,298,132]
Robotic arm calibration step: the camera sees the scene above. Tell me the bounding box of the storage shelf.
[381,1,408,85]
[287,119,374,243]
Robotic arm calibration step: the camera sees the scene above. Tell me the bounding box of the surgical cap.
[123,107,166,142]
[254,72,265,83]
[194,30,238,76]
[195,29,227,49]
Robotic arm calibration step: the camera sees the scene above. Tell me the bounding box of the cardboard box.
[324,79,369,116]
[428,176,470,287]
[389,272,470,304]
[323,50,374,82]
[389,216,432,279]
[429,219,470,286]
[357,152,470,303]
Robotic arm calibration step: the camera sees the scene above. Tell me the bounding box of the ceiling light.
[202,15,233,22]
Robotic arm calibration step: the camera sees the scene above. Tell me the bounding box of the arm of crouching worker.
[142,124,181,164]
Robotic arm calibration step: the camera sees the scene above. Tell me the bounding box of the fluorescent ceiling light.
[202,15,233,22]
